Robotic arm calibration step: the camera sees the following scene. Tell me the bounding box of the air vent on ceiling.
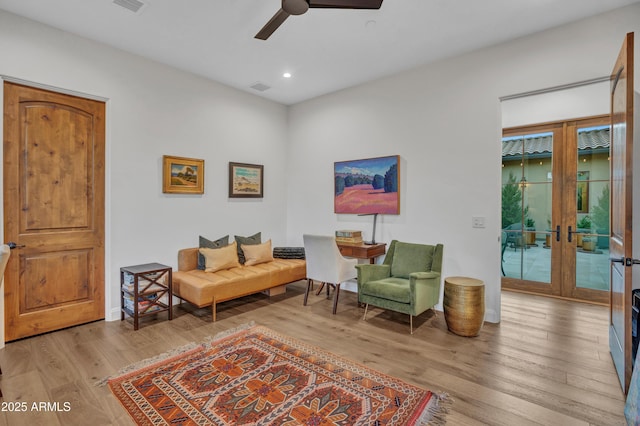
[250,82,271,92]
[113,0,146,13]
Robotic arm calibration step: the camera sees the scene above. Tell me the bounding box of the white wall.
[501,81,610,129]
[0,10,289,320]
[286,3,640,323]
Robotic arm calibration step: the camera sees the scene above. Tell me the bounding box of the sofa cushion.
[390,242,434,278]
[259,258,307,285]
[235,232,261,264]
[360,277,411,304]
[173,266,269,307]
[243,239,274,266]
[199,242,240,273]
[197,234,229,270]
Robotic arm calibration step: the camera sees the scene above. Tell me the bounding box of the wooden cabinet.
[120,263,172,330]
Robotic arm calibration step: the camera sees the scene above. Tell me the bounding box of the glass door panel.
[573,125,610,301]
[522,175,552,283]
[501,130,555,291]
[501,136,526,280]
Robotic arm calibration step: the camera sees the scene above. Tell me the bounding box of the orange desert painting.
[334,155,399,214]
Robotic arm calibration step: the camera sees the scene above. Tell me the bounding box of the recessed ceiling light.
[283,72,292,78]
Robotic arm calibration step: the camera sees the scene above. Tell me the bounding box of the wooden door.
[608,32,634,393]
[3,82,105,341]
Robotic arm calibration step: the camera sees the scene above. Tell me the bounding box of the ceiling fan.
[255,0,383,40]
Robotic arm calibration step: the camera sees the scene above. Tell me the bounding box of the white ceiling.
[1,0,638,105]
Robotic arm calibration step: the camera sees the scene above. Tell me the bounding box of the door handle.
[555,225,561,242]
[6,242,25,249]
[567,226,575,243]
[609,257,640,266]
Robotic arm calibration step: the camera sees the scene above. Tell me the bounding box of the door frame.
[0,76,112,334]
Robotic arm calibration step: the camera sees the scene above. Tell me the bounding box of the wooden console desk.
[337,242,386,264]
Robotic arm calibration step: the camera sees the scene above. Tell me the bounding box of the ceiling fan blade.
[255,9,290,40]
[308,0,382,9]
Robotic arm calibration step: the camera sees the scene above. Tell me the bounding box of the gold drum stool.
[444,276,485,337]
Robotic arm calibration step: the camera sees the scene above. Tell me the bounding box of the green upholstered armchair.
[356,240,443,334]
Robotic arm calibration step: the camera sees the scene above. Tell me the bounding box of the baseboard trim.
[107,307,121,322]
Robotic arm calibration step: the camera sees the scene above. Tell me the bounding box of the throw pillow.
[197,235,229,270]
[235,232,261,264]
[390,242,435,279]
[273,247,305,259]
[242,240,274,266]
[199,242,240,273]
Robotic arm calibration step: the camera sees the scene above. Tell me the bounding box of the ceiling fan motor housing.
[282,0,309,15]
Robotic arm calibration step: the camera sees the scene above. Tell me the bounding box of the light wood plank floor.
[0,283,627,425]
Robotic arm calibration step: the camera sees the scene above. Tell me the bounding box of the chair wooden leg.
[332,283,340,314]
[315,282,326,296]
[363,304,369,320]
[410,315,413,334]
[304,279,312,306]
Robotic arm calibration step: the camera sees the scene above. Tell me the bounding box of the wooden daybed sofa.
[172,238,306,321]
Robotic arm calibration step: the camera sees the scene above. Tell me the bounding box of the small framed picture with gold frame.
[162,155,204,194]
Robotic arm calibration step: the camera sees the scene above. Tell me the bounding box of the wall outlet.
[472,216,485,228]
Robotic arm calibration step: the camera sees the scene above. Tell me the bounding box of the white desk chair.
[303,234,357,314]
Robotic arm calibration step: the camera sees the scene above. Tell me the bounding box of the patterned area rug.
[107,324,450,425]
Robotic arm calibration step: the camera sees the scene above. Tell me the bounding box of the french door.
[501,115,610,304]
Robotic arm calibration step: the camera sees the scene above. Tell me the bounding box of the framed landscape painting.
[229,162,264,198]
[162,155,204,194]
[334,155,400,214]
